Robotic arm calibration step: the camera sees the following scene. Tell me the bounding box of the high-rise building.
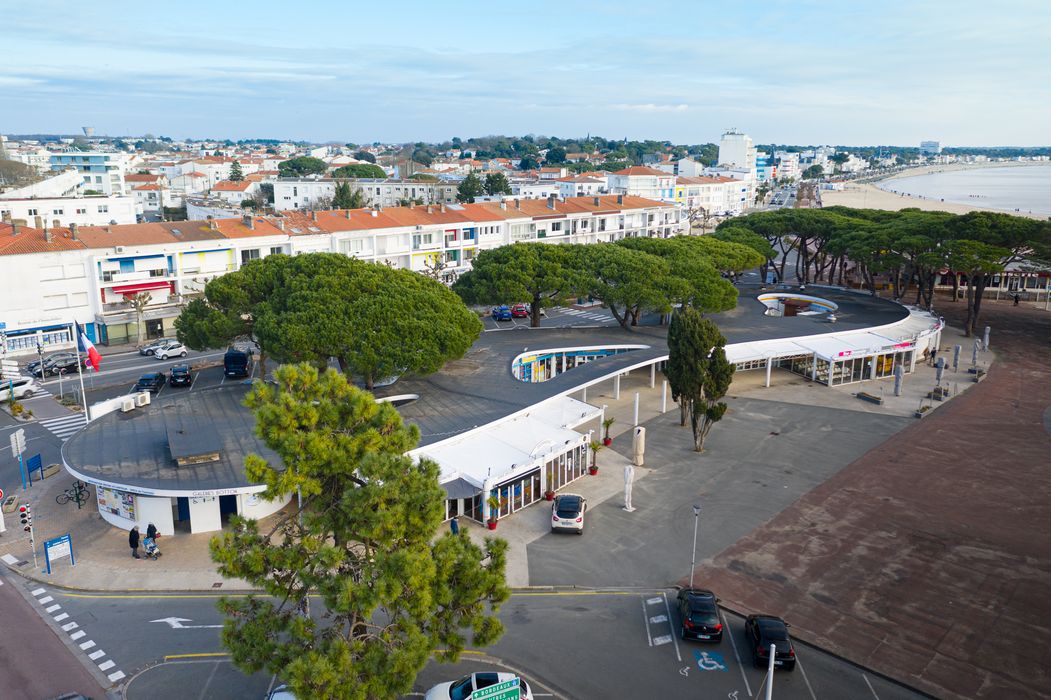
[919,140,942,155]
[718,130,757,172]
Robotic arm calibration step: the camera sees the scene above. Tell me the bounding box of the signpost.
[9,428,28,490]
[26,454,42,483]
[44,533,75,575]
[0,487,5,533]
[470,678,521,700]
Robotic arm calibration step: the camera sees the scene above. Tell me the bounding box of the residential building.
[674,176,744,217]
[273,178,458,210]
[49,152,132,196]
[556,174,608,199]
[539,167,569,180]
[607,166,675,201]
[718,130,757,173]
[773,151,802,181]
[920,140,942,155]
[0,195,683,356]
[211,180,260,206]
[0,195,137,227]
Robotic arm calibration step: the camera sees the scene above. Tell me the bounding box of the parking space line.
[797,657,818,700]
[661,592,682,662]
[641,596,653,646]
[862,673,881,700]
[720,610,752,699]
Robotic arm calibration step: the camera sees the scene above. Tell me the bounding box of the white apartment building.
[675,176,746,216]
[49,152,132,196]
[556,175,608,199]
[274,178,459,210]
[773,151,802,181]
[0,195,684,356]
[0,195,137,227]
[607,167,675,200]
[511,182,560,200]
[211,180,260,206]
[718,130,757,173]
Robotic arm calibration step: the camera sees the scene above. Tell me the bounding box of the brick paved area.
[697,295,1051,699]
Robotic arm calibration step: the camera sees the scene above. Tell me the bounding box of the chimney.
[439,203,446,213]
[426,205,433,214]
[12,221,21,236]
[277,219,286,231]
[499,200,507,210]
[345,209,352,219]
[209,219,218,231]
[546,195,556,210]
[311,211,318,222]
[242,214,255,229]
[616,194,624,205]
[514,199,521,210]
[593,196,600,206]
[1,211,10,223]
[370,209,378,218]
[70,222,79,240]
[45,227,53,243]
[34,215,43,229]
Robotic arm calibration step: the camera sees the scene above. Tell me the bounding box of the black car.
[26,352,83,377]
[169,364,193,387]
[676,588,723,642]
[745,614,796,671]
[133,372,166,394]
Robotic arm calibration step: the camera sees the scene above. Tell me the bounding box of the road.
[482,305,618,332]
[13,583,924,700]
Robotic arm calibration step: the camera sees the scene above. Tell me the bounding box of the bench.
[857,391,883,405]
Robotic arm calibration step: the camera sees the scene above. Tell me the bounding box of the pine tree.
[229,160,244,181]
[665,307,734,451]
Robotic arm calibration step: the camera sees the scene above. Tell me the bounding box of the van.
[223,347,254,378]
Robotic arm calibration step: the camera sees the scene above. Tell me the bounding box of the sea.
[878,164,1051,217]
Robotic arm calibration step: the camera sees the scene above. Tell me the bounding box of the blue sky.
[5,0,1049,146]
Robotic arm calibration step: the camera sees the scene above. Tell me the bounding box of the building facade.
[49,152,132,196]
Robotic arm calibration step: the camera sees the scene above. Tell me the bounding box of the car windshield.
[759,621,789,641]
[556,498,581,518]
[689,611,719,624]
[449,677,474,700]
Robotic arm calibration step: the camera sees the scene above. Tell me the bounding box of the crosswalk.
[39,414,88,441]
[553,307,611,323]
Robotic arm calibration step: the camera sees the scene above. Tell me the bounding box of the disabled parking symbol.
[694,649,728,672]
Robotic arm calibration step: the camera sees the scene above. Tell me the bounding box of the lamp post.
[689,503,701,588]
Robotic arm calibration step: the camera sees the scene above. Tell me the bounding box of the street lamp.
[689,503,701,588]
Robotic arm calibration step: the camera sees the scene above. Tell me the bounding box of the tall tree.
[212,363,509,700]
[353,150,377,163]
[278,157,328,178]
[453,243,584,327]
[332,181,366,209]
[544,146,567,164]
[456,173,485,203]
[229,160,244,181]
[577,244,680,328]
[665,308,735,451]
[332,163,386,179]
[483,172,512,196]
[129,292,152,345]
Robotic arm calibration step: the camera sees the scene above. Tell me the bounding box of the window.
[412,233,433,250]
[95,176,103,183]
[270,246,283,256]
[240,249,260,264]
[98,205,109,213]
[293,187,298,196]
[551,222,562,232]
[149,269,166,277]
[76,208,87,214]
[27,208,38,216]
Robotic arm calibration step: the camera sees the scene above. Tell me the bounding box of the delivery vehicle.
[224,347,254,378]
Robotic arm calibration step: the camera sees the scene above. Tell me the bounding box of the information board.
[44,533,75,575]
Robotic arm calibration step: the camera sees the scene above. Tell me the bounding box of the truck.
[223,347,254,378]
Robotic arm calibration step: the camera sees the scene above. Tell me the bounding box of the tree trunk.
[690,406,704,452]
[679,398,689,427]
[531,292,543,327]
[609,304,630,330]
[951,273,960,303]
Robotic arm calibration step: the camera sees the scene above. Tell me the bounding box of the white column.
[582,386,587,403]
[649,363,655,388]
[765,356,773,387]
[614,374,621,400]
[661,380,668,413]
[633,392,639,426]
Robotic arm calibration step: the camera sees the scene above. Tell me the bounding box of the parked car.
[133,372,166,394]
[551,493,587,534]
[2,376,42,400]
[425,673,533,700]
[745,614,796,671]
[26,352,85,377]
[510,303,530,318]
[676,588,723,642]
[224,347,254,378]
[265,685,296,700]
[154,341,187,360]
[138,338,175,356]
[169,364,193,387]
[491,305,512,321]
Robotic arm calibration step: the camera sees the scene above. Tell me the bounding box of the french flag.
[75,322,102,372]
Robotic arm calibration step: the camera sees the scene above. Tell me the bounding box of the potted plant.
[588,440,602,475]
[486,495,500,530]
[544,488,556,501]
[602,417,616,446]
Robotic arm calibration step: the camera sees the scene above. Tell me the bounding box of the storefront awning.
[441,478,480,500]
[111,281,171,295]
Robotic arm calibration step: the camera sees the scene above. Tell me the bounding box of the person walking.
[129,525,141,559]
[146,523,158,541]
[1013,293,1021,306]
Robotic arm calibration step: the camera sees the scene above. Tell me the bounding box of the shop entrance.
[219,494,238,522]
[145,319,164,339]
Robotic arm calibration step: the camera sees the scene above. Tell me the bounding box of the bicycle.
[56,482,91,506]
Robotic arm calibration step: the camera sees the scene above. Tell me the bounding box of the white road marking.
[88,649,106,660]
[653,635,672,646]
[1,554,18,565]
[38,595,54,604]
[646,596,662,605]
[641,596,653,647]
[31,588,46,596]
[98,660,115,671]
[721,610,752,699]
[862,673,881,700]
[70,630,86,640]
[46,604,61,612]
[662,591,682,663]
[649,614,668,624]
[54,612,69,622]
[79,640,96,650]
[107,670,125,682]
[797,657,818,700]
[61,622,78,631]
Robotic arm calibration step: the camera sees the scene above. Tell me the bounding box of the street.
[14,583,924,700]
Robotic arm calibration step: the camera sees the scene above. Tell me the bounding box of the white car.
[425,673,532,700]
[551,493,587,534]
[3,376,42,400]
[155,341,188,360]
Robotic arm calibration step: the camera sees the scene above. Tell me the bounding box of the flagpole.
[74,323,90,423]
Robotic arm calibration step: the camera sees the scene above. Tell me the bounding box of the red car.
[511,304,530,318]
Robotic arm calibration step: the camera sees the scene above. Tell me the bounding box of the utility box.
[632,426,646,467]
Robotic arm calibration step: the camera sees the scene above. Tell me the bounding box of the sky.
[4,0,1049,146]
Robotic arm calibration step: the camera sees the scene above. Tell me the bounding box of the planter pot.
[544,491,555,501]
[603,437,612,446]
[589,466,599,475]
[486,520,498,530]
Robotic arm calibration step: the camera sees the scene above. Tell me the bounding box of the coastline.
[823,162,1050,220]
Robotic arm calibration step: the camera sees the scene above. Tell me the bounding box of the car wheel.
[146,349,154,355]
[180,351,187,357]
[21,390,33,399]
[576,527,583,535]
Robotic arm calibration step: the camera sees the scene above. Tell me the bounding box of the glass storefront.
[464,441,589,522]
[781,349,914,387]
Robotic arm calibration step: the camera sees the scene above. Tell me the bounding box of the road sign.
[0,487,4,500]
[9,429,26,456]
[471,678,520,700]
[44,534,75,575]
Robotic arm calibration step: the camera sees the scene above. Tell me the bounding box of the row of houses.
[0,195,684,357]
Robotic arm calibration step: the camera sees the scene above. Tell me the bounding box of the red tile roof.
[612,166,670,176]
[0,223,87,256]
[212,180,252,192]
[125,173,164,183]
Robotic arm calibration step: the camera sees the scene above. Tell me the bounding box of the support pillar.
[765,356,773,388]
[582,386,587,403]
[661,380,668,413]
[614,374,621,400]
[649,364,655,388]
[633,392,639,426]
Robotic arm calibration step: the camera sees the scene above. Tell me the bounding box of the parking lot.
[482,304,617,332]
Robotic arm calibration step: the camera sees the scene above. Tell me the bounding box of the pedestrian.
[146,522,159,541]
[1013,294,1020,306]
[450,516,459,536]
[129,525,141,559]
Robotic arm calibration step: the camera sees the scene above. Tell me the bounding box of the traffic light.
[19,504,32,532]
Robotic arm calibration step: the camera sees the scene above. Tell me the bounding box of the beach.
[822,162,1049,220]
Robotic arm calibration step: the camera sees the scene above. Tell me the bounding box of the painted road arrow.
[150,617,223,629]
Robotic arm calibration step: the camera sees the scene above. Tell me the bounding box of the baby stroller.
[143,536,161,560]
